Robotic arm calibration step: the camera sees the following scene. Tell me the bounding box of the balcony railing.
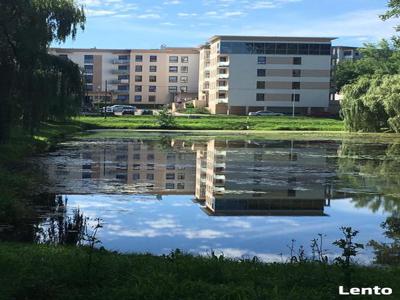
[112,59,130,64]
[108,79,130,84]
[217,73,229,79]
[111,69,130,75]
[216,98,228,104]
[217,85,229,91]
[217,61,229,67]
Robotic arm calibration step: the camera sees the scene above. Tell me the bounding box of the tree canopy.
[0,0,85,142]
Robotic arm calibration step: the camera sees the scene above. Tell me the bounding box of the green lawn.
[76,115,344,131]
[0,243,399,300]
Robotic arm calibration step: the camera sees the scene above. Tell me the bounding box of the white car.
[113,105,136,115]
[248,110,284,116]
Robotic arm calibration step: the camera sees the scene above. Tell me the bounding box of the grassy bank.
[0,121,85,224]
[0,243,399,300]
[77,115,344,131]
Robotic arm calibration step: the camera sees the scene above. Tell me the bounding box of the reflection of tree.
[337,141,400,214]
[36,196,87,245]
[369,216,400,265]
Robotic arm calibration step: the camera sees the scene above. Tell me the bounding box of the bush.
[156,107,177,129]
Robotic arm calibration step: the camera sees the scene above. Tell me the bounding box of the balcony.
[112,59,130,64]
[217,61,229,67]
[111,69,130,75]
[216,98,228,104]
[217,85,229,91]
[110,89,129,94]
[108,79,130,84]
[217,72,229,79]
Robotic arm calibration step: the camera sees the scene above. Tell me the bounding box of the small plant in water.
[84,217,103,277]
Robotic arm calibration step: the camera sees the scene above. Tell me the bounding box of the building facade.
[198,36,334,115]
[50,35,337,114]
[49,47,199,107]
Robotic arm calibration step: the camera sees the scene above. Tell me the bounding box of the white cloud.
[136,13,161,19]
[163,0,181,4]
[177,12,198,17]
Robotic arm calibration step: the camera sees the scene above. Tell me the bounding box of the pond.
[7,131,400,263]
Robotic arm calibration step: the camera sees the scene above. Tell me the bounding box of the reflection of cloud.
[145,218,180,229]
[184,229,231,239]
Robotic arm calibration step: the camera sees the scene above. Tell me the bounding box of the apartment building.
[129,48,199,106]
[198,36,334,115]
[49,47,199,107]
[49,48,131,104]
[331,46,361,67]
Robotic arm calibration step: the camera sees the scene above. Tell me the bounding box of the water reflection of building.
[195,139,333,216]
[48,139,196,195]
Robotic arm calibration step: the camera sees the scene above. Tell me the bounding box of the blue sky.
[58,0,398,49]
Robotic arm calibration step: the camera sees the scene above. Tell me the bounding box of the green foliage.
[0,0,85,142]
[1,242,400,300]
[382,0,400,31]
[335,40,400,92]
[369,216,400,265]
[156,107,178,129]
[341,74,400,132]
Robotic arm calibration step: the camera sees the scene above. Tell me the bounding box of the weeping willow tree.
[0,0,85,142]
[341,75,400,132]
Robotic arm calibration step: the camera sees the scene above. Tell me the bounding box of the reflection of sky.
[65,194,388,263]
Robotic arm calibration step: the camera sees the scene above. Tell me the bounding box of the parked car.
[100,106,114,114]
[248,110,284,116]
[141,109,153,115]
[113,105,136,115]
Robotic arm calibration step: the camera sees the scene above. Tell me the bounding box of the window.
[150,55,157,62]
[147,154,154,160]
[84,75,93,83]
[119,55,129,60]
[180,86,188,93]
[135,75,142,82]
[177,173,185,180]
[181,56,189,63]
[288,189,296,197]
[132,173,140,180]
[166,173,175,180]
[257,56,267,64]
[118,85,129,91]
[257,69,266,77]
[169,76,178,83]
[167,164,175,170]
[256,81,265,89]
[135,55,143,62]
[118,75,129,80]
[84,65,93,73]
[166,183,175,189]
[134,95,142,102]
[148,95,156,102]
[149,65,157,72]
[147,174,154,180]
[117,95,129,101]
[291,94,300,102]
[292,82,300,90]
[256,93,265,101]
[180,76,188,83]
[147,164,154,170]
[135,65,142,72]
[181,66,188,73]
[293,57,302,65]
[85,84,93,91]
[84,55,94,63]
[118,65,128,70]
[169,86,177,93]
[292,69,301,77]
[133,164,140,170]
[177,183,185,190]
[133,153,140,160]
[169,66,178,73]
[219,56,228,62]
[135,85,142,92]
[149,75,157,82]
[149,85,156,92]
[169,56,178,63]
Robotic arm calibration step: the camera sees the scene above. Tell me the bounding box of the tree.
[381,0,400,31]
[0,0,85,142]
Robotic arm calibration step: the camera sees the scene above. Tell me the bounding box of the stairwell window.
[257,69,266,77]
[292,82,301,90]
[293,57,302,65]
[256,93,265,101]
[257,56,267,64]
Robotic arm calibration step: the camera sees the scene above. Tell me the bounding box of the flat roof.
[50,47,199,54]
[209,35,336,43]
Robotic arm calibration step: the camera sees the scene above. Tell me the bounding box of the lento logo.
[339,286,393,296]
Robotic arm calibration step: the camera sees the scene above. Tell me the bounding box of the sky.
[57,0,399,49]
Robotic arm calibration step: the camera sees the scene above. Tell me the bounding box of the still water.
[16,132,400,262]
